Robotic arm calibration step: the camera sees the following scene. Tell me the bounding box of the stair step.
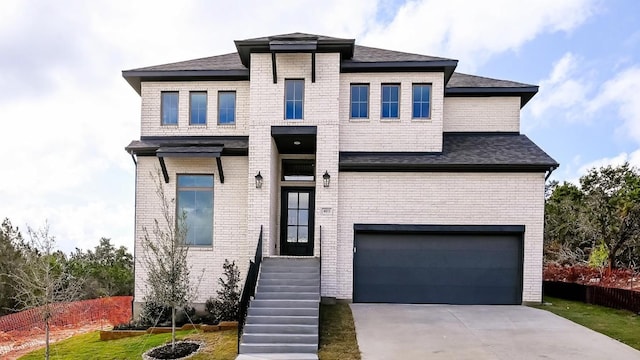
[242,333,318,344]
[259,272,320,280]
[259,278,319,286]
[243,324,317,334]
[261,267,319,274]
[235,354,318,360]
[248,307,318,316]
[250,299,319,308]
[239,343,318,354]
[262,257,319,265]
[256,292,319,300]
[246,315,318,325]
[257,285,319,293]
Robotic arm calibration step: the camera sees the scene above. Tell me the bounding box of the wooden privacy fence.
[0,296,133,333]
[544,281,640,313]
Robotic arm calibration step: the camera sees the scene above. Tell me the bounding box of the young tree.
[6,224,83,360]
[205,259,241,322]
[140,170,201,351]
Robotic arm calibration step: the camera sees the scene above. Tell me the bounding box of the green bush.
[205,259,241,322]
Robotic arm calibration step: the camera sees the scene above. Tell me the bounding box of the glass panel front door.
[281,188,314,256]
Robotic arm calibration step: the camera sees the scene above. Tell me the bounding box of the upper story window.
[350,84,369,119]
[285,79,304,119]
[177,174,214,246]
[189,92,207,125]
[218,91,236,125]
[381,84,399,119]
[161,91,179,125]
[412,84,431,119]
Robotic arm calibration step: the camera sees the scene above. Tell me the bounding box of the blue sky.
[0,0,638,252]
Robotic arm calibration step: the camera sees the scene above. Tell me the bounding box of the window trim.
[161,91,179,126]
[176,173,214,247]
[350,83,370,119]
[284,79,305,120]
[412,83,432,120]
[217,91,237,125]
[381,83,400,120]
[189,91,207,125]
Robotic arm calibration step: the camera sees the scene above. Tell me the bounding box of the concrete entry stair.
[238,257,320,360]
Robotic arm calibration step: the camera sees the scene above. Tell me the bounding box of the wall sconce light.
[323,171,331,188]
[255,171,263,189]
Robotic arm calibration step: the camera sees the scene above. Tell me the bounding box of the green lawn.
[19,329,237,360]
[318,303,361,360]
[533,296,640,350]
[20,303,360,359]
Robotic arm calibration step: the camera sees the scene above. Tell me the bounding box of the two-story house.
[124,33,558,315]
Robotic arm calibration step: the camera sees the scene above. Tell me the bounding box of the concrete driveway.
[350,304,640,360]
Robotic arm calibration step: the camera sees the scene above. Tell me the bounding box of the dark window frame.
[350,83,370,119]
[412,83,432,119]
[176,174,214,247]
[218,91,236,125]
[381,83,400,119]
[189,91,207,125]
[284,79,305,120]
[161,91,179,125]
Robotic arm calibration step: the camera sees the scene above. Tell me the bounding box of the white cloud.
[360,0,597,70]
[526,53,593,127]
[557,150,640,185]
[588,66,640,143]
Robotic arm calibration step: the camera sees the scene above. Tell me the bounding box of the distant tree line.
[545,163,640,270]
[0,218,134,317]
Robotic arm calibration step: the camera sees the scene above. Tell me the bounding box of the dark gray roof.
[126,136,249,156]
[127,53,246,72]
[351,45,453,63]
[447,73,534,89]
[445,73,538,107]
[339,133,558,172]
[239,32,352,43]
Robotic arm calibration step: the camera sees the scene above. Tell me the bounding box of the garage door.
[353,225,523,305]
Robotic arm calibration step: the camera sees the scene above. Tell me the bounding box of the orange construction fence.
[0,296,132,333]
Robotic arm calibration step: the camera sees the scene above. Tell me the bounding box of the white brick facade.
[335,172,545,302]
[443,96,520,133]
[128,36,551,309]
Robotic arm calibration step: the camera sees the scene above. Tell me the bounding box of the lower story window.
[177,174,214,246]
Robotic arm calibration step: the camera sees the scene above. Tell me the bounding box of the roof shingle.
[339,133,558,171]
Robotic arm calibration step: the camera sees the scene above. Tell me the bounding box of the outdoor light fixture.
[323,171,331,188]
[255,171,263,189]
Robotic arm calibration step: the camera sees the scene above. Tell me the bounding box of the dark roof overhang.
[234,34,355,69]
[122,70,250,95]
[125,136,249,183]
[271,126,317,154]
[341,60,459,83]
[445,86,539,108]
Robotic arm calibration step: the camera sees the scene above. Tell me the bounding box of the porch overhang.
[271,126,317,154]
[125,136,249,184]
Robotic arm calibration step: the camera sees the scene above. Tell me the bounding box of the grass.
[20,303,361,359]
[532,296,640,350]
[19,329,238,360]
[318,303,361,360]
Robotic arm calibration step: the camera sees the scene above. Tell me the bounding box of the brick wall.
[140,81,250,137]
[334,171,545,303]
[443,96,520,132]
[133,155,249,309]
[339,72,444,152]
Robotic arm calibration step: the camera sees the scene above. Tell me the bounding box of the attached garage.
[353,225,524,305]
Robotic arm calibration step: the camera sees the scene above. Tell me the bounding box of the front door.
[281,188,315,256]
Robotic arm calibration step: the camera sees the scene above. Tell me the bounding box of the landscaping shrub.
[205,259,240,322]
[139,298,172,326]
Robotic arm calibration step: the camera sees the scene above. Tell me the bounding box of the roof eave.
[121,69,250,94]
[341,60,458,78]
[339,163,557,172]
[445,86,539,107]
